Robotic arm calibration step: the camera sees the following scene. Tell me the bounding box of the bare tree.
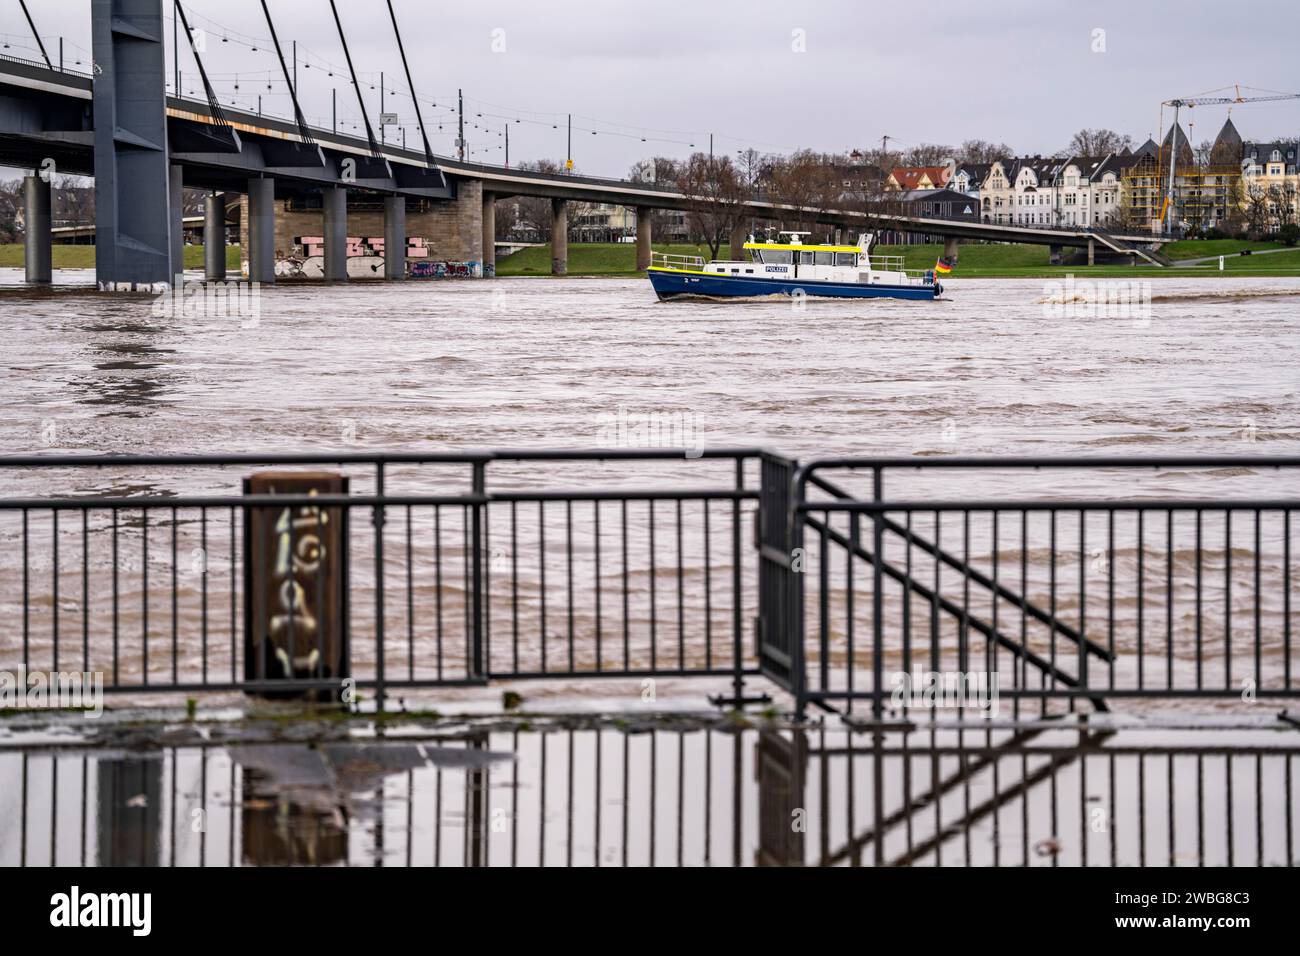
[1067,128,1134,157]
[1220,178,1247,237]
[767,150,837,236]
[1275,183,1297,228]
[0,178,23,242]
[857,145,902,176]
[507,160,557,241]
[51,175,96,226]
[494,199,517,241]
[856,173,905,238]
[1244,181,1272,237]
[674,152,745,259]
[900,143,954,166]
[629,156,684,241]
[959,139,1013,164]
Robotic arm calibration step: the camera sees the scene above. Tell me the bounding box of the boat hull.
[647,268,940,301]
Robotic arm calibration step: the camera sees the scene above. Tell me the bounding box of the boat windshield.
[755,248,791,265]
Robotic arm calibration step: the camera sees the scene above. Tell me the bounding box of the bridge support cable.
[257,0,315,146]
[173,1,231,131]
[327,0,381,158]
[18,0,52,69]
[385,0,433,167]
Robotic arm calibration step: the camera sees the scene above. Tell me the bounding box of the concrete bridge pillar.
[247,177,276,285]
[384,195,406,280]
[943,236,960,265]
[729,222,746,261]
[22,175,51,284]
[635,208,651,271]
[1087,237,1095,266]
[482,192,496,277]
[322,187,347,282]
[169,164,184,282]
[551,198,568,276]
[204,193,226,281]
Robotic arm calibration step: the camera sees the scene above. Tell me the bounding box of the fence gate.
[756,453,803,698]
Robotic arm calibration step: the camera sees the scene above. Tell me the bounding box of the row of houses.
[884,120,1299,235]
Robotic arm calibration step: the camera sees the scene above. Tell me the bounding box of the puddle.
[1,719,1297,866]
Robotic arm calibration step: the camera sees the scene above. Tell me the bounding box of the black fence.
[0,450,762,709]
[792,457,1300,719]
[1,451,1298,716]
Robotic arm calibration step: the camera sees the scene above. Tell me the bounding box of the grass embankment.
[1160,238,1284,260]
[0,244,243,270]
[887,241,1300,277]
[497,239,1300,279]
[8,240,1294,278]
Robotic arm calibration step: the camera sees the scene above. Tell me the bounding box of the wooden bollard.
[243,472,349,700]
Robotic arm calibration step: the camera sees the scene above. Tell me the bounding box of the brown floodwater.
[2,270,1299,463]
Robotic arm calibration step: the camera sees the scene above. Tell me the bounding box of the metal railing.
[0,49,92,80]
[3,451,1299,717]
[866,254,907,271]
[648,251,706,271]
[0,450,763,709]
[792,456,1300,719]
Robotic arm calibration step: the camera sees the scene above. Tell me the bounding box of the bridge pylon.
[91,0,173,290]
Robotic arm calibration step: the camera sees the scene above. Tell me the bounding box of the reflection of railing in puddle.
[1,726,1296,866]
[769,726,1300,867]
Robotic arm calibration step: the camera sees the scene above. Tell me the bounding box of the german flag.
[934,256,955,276]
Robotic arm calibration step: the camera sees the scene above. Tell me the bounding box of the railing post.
[732,455,745,704]
[791,467,807,721]
[872,467,884,719]
[373,461,386,714]
[243,471,349,701]
[470,461,486,679]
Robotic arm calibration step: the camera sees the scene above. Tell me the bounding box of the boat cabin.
[699,231,912,285]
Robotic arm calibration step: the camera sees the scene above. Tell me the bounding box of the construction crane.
[1159,85,1300,233]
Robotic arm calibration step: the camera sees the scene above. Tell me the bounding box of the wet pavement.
[2,709,1297,866]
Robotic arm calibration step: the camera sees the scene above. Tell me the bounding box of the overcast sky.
[5,0,1300,177]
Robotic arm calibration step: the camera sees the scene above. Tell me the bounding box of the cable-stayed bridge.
[0,1,1170,288]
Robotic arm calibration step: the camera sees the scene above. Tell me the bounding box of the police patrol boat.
[646,231,950,301]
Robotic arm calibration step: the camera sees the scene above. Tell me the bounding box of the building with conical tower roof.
[1120,119,1245,234]
[1210,117,1244,165]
